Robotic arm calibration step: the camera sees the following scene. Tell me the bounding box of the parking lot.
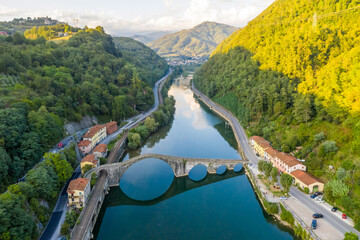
[285,197,344,240]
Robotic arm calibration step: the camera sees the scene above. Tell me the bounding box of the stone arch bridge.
[87,153,248,186]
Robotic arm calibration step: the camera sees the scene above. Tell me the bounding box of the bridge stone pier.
[88,153,248,187]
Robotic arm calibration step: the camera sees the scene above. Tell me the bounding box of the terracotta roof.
[106,121,117,128]
[93,144,107,153]
[250,136,272,149]
[276,152,303,167]
[67,178,89,193]
[291,170,323,186]
[265,147,280,157]
[77,140,91,147]
[83,125,105,138]
[81,154,98,164]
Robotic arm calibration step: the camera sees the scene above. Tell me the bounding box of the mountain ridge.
[147,21,237,58]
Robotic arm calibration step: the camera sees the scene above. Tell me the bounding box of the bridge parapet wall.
[91,153,247,186]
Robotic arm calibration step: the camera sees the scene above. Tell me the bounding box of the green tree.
[0,147,10,183]
[271,167,278,183]
[82,164,94,175]
[293,96,312,124]
[280,174,293,193]
[128,132,141,149]
[144,117,158,132]
[26,165,58,200]
[325,179,349,199]
[43,152,73,184]
[344,232,359,240]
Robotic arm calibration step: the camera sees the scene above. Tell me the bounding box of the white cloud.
[0,0,275,35]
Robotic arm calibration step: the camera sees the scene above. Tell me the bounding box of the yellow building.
[67,178,90,209]
[83,124,107,147]
[250,136,272,158]
[80,154,99,174]
[291,170,324,193]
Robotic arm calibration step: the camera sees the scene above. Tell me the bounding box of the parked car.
[331,207,338,212]
[342,214,347,219]
[311,219,317,229]
[316,197,325,203]
[314,191,323,196]
[57,143,64,149]
[280,196,288,200]
[310,194,317,199]
[313,213,323,219]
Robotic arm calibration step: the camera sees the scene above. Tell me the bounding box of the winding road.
[39,68,172,240]
[191,81,360,237]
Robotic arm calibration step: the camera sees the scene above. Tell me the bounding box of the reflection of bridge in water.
[106,169,244,207]
[87,153,248,186]
[92,169,245,239]
[75,154,247,240]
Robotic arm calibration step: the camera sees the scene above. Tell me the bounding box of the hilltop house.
[93,144,108,158]
[67,178,90,209]
[80,154,99,174]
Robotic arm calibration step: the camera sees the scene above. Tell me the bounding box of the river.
[93,75,295,240]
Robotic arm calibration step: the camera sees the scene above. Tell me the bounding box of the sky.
[0,0,275,36]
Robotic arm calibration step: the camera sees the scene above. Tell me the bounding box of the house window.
[79,192,82,195]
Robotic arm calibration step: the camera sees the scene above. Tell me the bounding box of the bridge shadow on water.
[92,169,245,238]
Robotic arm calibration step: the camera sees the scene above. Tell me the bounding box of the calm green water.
[94,78,295,240]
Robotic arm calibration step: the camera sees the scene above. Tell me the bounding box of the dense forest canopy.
[24,23,82,40]
[0,27,168,190]
[213,0,360,114]
[194,0,360,229]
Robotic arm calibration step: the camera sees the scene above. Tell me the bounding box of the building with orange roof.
[77,140,92,155]
[106,121,117,135]
[264,147,280,163]
[83,124,107,147]
[67,178,90,209]
[250,136,272,158]
[291,170,324,193]
[80,154,99,174]
[93,144,108,158]
[273,152,306,174]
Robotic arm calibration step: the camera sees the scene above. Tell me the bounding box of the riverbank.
[190,78,323,240]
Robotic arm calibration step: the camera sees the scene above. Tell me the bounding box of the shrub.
[264,200,279,214]
[304,187,310,194]
[280,204,295,225]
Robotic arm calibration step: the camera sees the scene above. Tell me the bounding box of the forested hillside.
[113,37,168,86]
[0,27,168,190]
[148,21,237,57]
[194,0,360,228]
[24,23,82,40]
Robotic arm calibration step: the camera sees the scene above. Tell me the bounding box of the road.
[71,68,172,240]
[39,68,172,240]
[191,81,259,164]
[191,82,360,237]
[290,187,360,236]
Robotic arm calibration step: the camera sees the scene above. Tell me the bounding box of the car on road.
[315,197,324,203]
[331,207,338,212]
[57,143,64,149]
[310,194,317,199]
[315,191,323,196]
[313,213,323,219]
[279,196,288,200]
[342,214,347,219]
[311,219,317,229]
